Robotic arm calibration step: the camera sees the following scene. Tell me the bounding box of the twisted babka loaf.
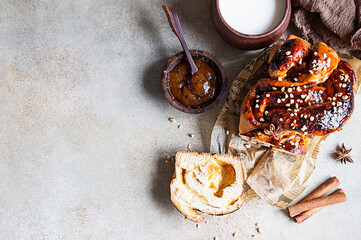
[239,35,356,155]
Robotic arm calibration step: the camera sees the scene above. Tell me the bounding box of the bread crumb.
[169,118,176,123]
[233,232,238,237]
[178,125,182,129]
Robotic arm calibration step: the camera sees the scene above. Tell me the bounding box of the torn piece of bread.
[170,151,244,222]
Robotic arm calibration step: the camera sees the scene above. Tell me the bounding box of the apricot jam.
[167,59,217,107]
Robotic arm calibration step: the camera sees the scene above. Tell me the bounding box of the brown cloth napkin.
[292,0,361,57]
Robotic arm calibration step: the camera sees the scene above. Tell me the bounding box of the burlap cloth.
[292,0,361,57]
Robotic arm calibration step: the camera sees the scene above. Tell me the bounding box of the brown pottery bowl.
[161,50,227,114]
[210,0,291,50]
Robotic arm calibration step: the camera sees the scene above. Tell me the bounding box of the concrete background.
[0,0,360,239]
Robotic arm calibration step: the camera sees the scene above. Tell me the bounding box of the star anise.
[334,143,353,164]
[264,124,285,140]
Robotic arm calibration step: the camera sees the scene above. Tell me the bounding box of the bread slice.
[170,151,244,222]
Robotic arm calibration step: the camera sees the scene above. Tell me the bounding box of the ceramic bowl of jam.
[161,50,227,114]
[211,0,291,50]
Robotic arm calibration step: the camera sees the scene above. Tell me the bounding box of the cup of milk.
[211,0,291,50]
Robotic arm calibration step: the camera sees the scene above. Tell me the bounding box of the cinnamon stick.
[294,177,340,223]
[288,189,347,218]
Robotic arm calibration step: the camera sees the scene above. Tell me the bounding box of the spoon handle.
[162,5,198,75]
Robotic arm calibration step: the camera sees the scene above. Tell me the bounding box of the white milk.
[219,0,286,35]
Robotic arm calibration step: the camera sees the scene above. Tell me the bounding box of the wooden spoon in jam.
[162,5,198,88]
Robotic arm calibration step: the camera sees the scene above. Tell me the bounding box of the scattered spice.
[334,143,353,164]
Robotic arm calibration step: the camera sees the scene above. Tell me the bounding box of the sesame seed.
[331,116,334,120]
[301,95,306,99]
[298,59,303,64]
[333,97,337,100]
[255,104,259,108]
[338,108,343,113]
[256,99,259,102]
[342,84,347,88]
[314,51,318,56]
[304,132,308,135]
[310,116,315,121]
[277,99,281,103]
[322,53,327,58]
[294,78,298,82]
[281,98,286,102]
[327,57,331,63]
[290,99,295,104]
[265,111,268,115]
[260,118,265,122]
[296,87,302,92]
[342,95,348,99]
[278,77,282,81]
[285,94,289,98]
[327,97,332,101]
[290,113,294,116]
[266,94,270,97]
[286,51,291,55]
[309,70,314,74]
[332,102,336,106]
[281,87,285,92]
[280,118,283,121]
[290,93,294,98]
[288,88,292,92]
[337,102,342,106]
[286,103,290,107]
[272,87,277,90]
[295,103,299,108]
[304,115,307,119]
